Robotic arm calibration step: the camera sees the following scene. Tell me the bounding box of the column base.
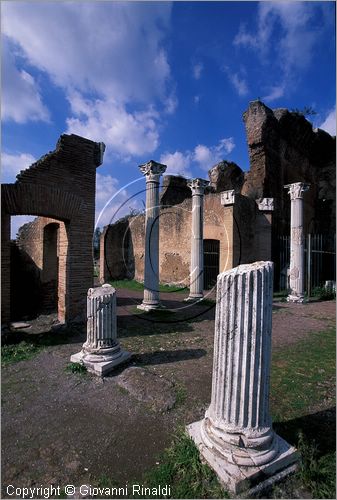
[187,420,299,495]
[287,294,306,303]
[184,294,204,302]
[137,302,165,312]
[70,350,132,376]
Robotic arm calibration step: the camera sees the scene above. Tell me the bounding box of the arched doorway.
[203,239,220,289]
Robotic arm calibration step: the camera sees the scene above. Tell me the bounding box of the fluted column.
[137,160,167,311]
[186,178,209,300]
[187,261,298,494]
[70,284,131,375]
[284,182,310,303]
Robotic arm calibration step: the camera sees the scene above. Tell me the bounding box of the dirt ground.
[1,290,336,497]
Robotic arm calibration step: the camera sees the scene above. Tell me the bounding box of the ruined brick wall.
[242,100,336,235]
[242,100,336,287]
[2,134,104,324]
[10,217,68,319]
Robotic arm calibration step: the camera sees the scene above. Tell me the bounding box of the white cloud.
[2,40,50,123]
[1,152,37,183]
[160,151,192,178]
[95,173,142,228]
[2,2,175,156]
[194,95,200,105]
[2,2,173,104]
[193,62,204,80]
[164,93,178,115]
[318,107,336,136]
[228,73,249,96]
[263,85,285,102]
[66,92,159,159]
[193,137,235,170]
[233,2,327,96]
[219,137,235,155]
[160,137,236,176]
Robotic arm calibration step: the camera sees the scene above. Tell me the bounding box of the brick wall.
[2,134,104,324]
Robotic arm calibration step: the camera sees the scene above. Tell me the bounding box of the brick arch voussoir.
[2,183,84,221]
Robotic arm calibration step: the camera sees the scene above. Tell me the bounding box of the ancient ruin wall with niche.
[100,177,267,286]
[1,134,105,324]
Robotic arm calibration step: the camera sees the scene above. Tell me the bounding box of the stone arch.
[1,133,105,325]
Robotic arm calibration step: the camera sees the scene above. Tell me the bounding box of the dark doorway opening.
[41,223,59,314]
[204,239,220,289]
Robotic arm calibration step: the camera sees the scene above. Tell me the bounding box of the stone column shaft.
[187,178,209,300]
[84,286,117,350]
[284,182,310,303]
[71,284,131,375]
[205,262,274,458]
[187,261,298,493]
[138,160,167,311]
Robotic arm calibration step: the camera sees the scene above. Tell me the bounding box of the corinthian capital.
[139,160,167,181]
[284,182,310,200]
[187,178,210,195]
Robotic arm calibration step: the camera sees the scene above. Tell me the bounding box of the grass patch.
[109,279,186,293]
[297,432,336,499]
[311,286,336,301]
[139,430,228,499]
[270,326,335,498]
[173,383,187,407]
[1,341,43,365]
[270,326,335,421]
[65,362,88,375]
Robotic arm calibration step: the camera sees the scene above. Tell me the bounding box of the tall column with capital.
[186,178,210,300]
[284,182,310,303]
[138,160,167,311]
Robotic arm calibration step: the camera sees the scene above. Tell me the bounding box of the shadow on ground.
[133,348,207,365]
[274,406,336,457]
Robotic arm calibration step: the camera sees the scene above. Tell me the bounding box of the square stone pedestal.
[184,296,204,302]
[137,303,165,312]
[70,350,131,376]
[187,420,299,496]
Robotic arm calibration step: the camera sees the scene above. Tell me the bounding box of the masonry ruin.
[4,101,335,325]
[2,134,105,325]
[100,101,335,290]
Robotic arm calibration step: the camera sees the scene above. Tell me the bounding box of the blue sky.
[2,1,336,236]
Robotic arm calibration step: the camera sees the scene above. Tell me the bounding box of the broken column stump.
[71,284,131,376]
[187,261,298,494]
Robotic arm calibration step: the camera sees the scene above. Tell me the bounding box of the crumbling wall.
[10,217,67,319]
[242,100,336,287]
[100,188,271,286]
[2,134,104,324]
[208,161,244,194]
[242,100,336,234]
